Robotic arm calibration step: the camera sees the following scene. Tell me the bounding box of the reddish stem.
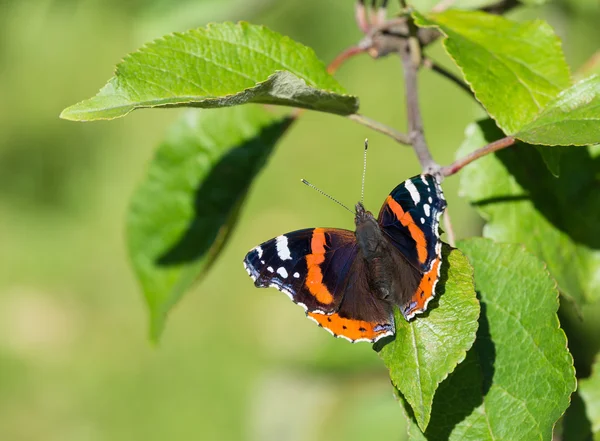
[327,46,366,75]
[441,136,516,177]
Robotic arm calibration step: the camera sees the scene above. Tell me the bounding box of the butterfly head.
[355,202,384,259]
[354,202,375,224]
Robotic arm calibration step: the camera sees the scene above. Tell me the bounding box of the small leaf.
[579,357,600,439]
[61,22,358,121]
[404,239,576,441]
[127,105,292,340]
[414,10,571,134]
[516,76,600,146]
[458,119,600,304]
[378,245,479,431]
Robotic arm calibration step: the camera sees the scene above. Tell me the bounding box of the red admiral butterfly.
[243,174,446,343]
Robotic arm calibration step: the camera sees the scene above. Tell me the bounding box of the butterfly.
[243,174,447,343]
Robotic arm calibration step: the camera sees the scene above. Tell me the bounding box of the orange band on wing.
[406,257,441,317]
[385,195,427,264]
[307,312,392,342]
[305,228,334,305]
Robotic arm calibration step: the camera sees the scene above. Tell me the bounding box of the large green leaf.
[378,246,479,431]
[404,239,576,441]
[517,76,600,146]
[127,105,292,340]
[458,119,600,304]
[414,11,571,134]
[579,357,600,440]
[61,22,358,121]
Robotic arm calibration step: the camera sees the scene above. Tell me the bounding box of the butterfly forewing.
[378,174,446,273]
[244,228,357,314]
[377,174,447,319]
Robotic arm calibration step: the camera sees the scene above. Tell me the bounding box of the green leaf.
[404,239,576,441]
[579,357,600,439]
[61,22,358,121]
[414,10,571,134]
[127,105,292,340]
[516,76,600,146]
[378,245,479,431]
[458,119,600,304]
[400,349,484,441]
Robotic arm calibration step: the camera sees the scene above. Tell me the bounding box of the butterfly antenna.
[301,179,355,215]
[361,139,368,206]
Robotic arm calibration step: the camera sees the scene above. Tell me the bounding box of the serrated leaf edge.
[391,246,480,431]
[61,21,358,121]
[460,237,577,432]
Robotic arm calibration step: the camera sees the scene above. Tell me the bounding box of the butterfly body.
[243,174,446,343]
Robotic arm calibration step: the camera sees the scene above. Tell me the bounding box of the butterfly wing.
[308,256,396,343]
[244,227,395,343]
[377,174,447,319]
[244,228,357,314]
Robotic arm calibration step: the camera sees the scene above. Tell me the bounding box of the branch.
[399,31,438,172]
[348,114,411,145]
[359,0,520,58]
[440,136,516,176]
[422,57,473,97]
[443,208,456,247]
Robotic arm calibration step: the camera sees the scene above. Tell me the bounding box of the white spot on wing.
[421,217,425,224]
[267,266,274,273]
[254,246,263,259]
[277,267,288,278]
[424,204,431,217]
[428,196,433,203]
[404,179,420,204]
[276,235,292,260]
[293,272,300,278]
[421,175,428,185]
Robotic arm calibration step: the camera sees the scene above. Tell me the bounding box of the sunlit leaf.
[378,246,479,431]
[404,239,576,441]
[458,119,600,304]
[517,76,600,146]
[61,22,358,121]
[127,105,292,340]
[414,10,571,134]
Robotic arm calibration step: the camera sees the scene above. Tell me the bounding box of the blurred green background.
[1,0,599,440]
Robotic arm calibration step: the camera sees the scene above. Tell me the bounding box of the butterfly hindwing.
[244,228,357,314]
[308,257,396,342]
